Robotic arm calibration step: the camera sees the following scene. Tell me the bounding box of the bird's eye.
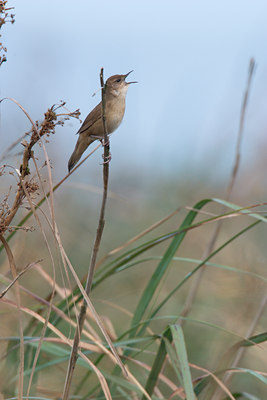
[116,78,121,82]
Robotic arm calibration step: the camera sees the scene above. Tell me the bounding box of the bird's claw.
[101,138,110,147]
[101,153,112,164]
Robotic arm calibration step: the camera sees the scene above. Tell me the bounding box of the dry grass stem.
[179,58,256,323]
[0,99,80,237]
[0,296,113,399]
[1,48,264,399]
[0,98,80,397]
[0,259,41,299]
[62,68,125,400]
[0,0,15,65]
[96,208,182,269]
[0,141,101,253]
[0,234,24,399]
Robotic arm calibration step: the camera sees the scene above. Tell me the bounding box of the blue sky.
[1,0,267,181]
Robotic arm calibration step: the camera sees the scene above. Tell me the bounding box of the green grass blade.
[163,337,183,385]
[142,326,172,399]
[170,324,196,400]
[239,332,267,347]
[213,198,267,222]
[232,368,267,385]
[146,220,260,327]
[193,376,211,396]
[130,199,211,337]
[114,256,266,282]
[226,393,262,400]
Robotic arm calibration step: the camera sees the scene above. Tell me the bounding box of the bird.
[68,71,136,172]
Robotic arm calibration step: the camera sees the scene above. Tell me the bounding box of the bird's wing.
[77,102,102,135]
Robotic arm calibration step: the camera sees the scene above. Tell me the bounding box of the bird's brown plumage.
[68,72,136,172]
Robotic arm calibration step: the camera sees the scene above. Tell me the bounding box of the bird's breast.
[106,98,126,133]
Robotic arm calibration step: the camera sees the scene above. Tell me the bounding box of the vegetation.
[0,2,266,399]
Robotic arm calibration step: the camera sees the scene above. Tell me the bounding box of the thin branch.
[0,142,102,253]
[0,99,80,236]
[0,105,86,253]
[86,67,110,292]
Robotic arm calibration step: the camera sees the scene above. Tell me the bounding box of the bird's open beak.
[125,70,138,84]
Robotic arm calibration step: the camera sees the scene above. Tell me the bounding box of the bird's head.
[105,71,137,97]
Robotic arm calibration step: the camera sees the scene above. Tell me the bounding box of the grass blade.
[170,324,196,400]
[130,199,210,337]
[142,326,172,399]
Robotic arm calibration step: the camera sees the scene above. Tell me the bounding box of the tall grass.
[0,64,266,399]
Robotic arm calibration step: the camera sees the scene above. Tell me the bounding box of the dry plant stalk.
[178,58,258,399]
[0,234,24,399]
[0,140,101,254]
[0,101,80,236]
[0,0,15,66]
[62,68,120,400]
[179,58,256,322]
[0,99,80,397]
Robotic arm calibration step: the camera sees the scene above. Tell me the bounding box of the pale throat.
[110,85,129,98]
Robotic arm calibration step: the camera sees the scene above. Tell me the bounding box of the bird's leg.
[101,138,110,147]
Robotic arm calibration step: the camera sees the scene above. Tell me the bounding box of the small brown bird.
[68,71,136,172]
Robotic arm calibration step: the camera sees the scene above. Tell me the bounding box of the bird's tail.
[68,135,95,172]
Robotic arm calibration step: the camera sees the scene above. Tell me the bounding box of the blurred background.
[1,0,267,233]
[1,0,267,181]
[0,0,267,397]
